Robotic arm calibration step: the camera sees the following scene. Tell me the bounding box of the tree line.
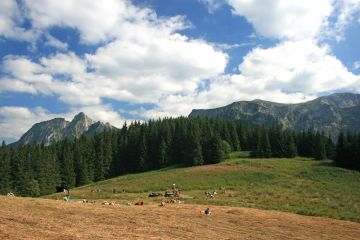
[0,116,354,197]
[335,132,360,171]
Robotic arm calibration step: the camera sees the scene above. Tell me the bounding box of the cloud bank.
[1,0,360,141]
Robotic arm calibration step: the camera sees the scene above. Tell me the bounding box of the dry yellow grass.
[0,196,359,240]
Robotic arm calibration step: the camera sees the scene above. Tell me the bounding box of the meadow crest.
[45,153,360,222]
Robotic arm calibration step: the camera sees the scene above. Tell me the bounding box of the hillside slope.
[1,196,360,240]
[47,154,360,222]
[189,93,360,139]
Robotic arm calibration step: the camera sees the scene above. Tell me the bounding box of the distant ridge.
[189,93,360,139]
[14,112,115,146]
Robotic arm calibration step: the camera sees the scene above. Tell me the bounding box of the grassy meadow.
[45,152,360,222]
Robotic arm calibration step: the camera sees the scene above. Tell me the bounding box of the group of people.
[61,183,212,216]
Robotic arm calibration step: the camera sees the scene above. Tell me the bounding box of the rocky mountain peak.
[69,112,95,128]
[73,112,86,120]
[14,112,115,146]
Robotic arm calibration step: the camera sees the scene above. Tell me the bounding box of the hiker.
[63,188,70,201]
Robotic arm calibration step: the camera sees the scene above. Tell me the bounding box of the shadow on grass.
[315,160,336,167]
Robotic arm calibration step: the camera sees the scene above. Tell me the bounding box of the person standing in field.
[63,188,70,201]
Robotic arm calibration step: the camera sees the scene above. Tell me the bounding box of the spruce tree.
[74,140,89,186]
[314,132,326,160]
[325,137,335,160]
[283,132,297,158]
[253,129,272,158]
[228,122,241,151]
[0,144,12,194]
[205,134,224,164]
[220,140,231,159]
[11,145,34,196]
[157,137,168,167]
[136,133,147,171]
[34,146,60,195]
[60,141,76,188]
[185,122,204,166]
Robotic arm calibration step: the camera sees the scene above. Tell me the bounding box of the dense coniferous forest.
[0,117,357,197]
[335,132,360,171]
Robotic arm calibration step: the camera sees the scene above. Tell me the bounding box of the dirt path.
[0,196,359,239]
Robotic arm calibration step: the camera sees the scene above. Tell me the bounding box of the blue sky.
[0,0,360,143]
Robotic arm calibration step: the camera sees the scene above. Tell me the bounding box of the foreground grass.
[3,196,360,240]
[46,153,360,222]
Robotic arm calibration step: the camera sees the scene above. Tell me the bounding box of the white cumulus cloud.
[225,0,333,40]
[1,0,360,140]
[238,40,358,94]
[0,106,61,140]
[0,0,35,41]
[138,40,360,118]
[43,34,68,50]
[327,0,360,41]
[0,0,228,108]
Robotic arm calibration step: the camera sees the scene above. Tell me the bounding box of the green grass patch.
[230,151,251,159]
[45,152,360,222]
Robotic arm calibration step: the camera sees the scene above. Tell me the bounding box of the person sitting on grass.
[204,208,211,215]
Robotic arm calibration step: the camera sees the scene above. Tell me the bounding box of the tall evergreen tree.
[314,132,326,160]
[34,146,60,195]
[74,140,89,186]
[60,141,76,188]
[0,143,12,194]
[11,145,34,196]
[136,133,147,171]
[283,131,297,158]
[205,134,225,164]
[184,122,204,166]
[157,137,168,167]
[228,122,241,151]
[253,129,272,158]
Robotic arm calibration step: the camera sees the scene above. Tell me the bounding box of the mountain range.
[189,93,360,140]
[14,112,115,146]
[12,93,360,145]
